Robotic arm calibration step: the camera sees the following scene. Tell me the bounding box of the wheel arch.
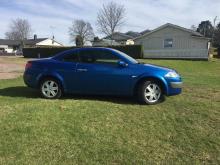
[133,76,168,95]
[37,73,66,92]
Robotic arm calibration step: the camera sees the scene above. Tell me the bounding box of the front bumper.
[170,82,183,88]
[165,77,183,96]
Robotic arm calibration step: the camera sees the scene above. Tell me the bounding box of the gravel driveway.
[0,56,28,79]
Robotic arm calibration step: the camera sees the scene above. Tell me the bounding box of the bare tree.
[68,19,94,46]
[5,18,32,41]
[97,1,125,38]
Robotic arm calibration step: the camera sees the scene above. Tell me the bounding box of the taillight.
[25,62,32,70]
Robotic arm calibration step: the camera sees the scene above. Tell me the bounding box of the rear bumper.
[23,70,39,89]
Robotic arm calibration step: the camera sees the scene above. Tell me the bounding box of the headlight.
[165,71,179,78]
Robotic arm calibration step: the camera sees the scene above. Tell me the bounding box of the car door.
[75,49,134,95]
[57,50,81,93]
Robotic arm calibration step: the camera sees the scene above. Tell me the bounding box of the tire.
[40,78,62,99]
[137,80,163,105]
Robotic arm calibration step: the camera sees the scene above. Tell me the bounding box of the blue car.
[23,47,182,104]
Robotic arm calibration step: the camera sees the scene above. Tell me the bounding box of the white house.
[0,40,20,53]
[0,35,63,54]
[134,23,210,59]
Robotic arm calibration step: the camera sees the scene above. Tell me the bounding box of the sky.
[0,0,220,45]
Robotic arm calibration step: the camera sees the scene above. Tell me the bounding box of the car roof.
[53,47,115,59]
[55,47,114,56]
[75,47,115,51]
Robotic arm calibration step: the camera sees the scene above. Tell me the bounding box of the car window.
[62,51,79,63]
[79,50,95,63]
[113,49,138,64]
[79,49,120,66]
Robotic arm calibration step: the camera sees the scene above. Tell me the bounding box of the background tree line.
[4,1,125,47]
[192,19,220,48]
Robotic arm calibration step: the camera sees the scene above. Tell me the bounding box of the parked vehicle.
[23,47,182,104]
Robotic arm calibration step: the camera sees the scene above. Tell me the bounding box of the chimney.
[34,34,37,40]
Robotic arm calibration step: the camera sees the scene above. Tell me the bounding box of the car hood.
[136,63,174,75]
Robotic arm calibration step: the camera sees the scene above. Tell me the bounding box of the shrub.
[218,47,220,58]
[22,45,143,59]
[210,47,219,58]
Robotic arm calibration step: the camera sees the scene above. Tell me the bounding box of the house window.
[164,38,173,48]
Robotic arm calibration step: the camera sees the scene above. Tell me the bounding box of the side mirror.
[118,60,128,67]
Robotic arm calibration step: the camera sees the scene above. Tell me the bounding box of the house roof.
[0,38,48,46]
[125,31,141,38]
[140,29,151,35]
[24,38,47,45]
[104,32,134,41]
[134,23,209,40]
[0,39,20,46]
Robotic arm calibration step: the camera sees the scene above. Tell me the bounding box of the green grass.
[0,59,220,164]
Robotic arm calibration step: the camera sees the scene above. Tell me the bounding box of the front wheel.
[138,81,164,105]
[40,78,62,99]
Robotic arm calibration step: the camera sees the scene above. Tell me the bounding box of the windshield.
[113,49,139,64]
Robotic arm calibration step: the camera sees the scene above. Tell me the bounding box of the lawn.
[0,58,220,164]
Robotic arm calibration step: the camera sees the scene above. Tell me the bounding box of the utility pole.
[50,26,55,44]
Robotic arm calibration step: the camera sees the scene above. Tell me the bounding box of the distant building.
[125,31,142,38]
[92,37,120,46]
[92,31,141,46]
[91,23,210,59]
[0,35,63,53]
[134,23,210,59]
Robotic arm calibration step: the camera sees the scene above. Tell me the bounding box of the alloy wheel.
[144,83,161,103]
[41,80,59,98]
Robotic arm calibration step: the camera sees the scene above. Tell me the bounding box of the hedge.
[210,47,219,58]
[22,45,143,59]
[218,47,220,58]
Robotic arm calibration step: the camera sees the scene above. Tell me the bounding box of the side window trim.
[79,49,121,66]
[62,50,79,63]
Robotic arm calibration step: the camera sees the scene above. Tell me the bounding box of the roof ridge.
[134,23,206,40]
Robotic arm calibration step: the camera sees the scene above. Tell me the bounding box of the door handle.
[77,68,88,72]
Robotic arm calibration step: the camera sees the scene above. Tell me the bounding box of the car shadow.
[0,86,139,105]
[0,86,39,98]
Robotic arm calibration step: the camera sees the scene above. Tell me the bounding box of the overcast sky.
[0,0,220,45]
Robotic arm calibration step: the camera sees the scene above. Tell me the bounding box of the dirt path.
[0,56,28,80]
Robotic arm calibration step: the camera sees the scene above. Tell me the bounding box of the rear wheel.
[40,78,62,99]
[138,80,163,105]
